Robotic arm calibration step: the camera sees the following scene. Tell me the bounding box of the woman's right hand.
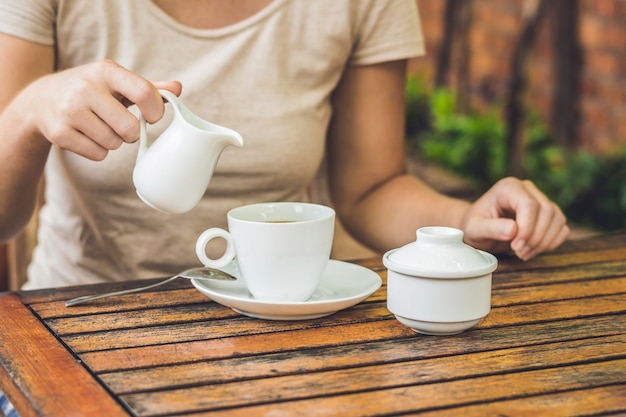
[0,52,181,239]
[18,59,182,161]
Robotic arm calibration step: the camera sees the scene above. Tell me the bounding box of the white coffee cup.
[195,202,335,302]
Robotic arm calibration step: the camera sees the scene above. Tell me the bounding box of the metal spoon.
[65,267,237,307]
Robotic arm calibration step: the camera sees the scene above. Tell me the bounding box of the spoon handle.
[65,275,180,307]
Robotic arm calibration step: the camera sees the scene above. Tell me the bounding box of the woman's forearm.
[0,35,55,241]
[0,90,51,241]
[337,174,471,253]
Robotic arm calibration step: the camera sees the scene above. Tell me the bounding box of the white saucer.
[191,260,382,320]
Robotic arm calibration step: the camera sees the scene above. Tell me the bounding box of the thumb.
[153,80,183,96]
[466,217,517,244]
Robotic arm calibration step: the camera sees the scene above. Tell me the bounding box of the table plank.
[492,275,626,306]
[415,385,626,417]
[494,233,626,273]
[46,302,240,333]
[0,293,129,417]
[484,293,626,327]
[80,318,412,372]
[80,313,626,374]
[102,333,626,394]
[121,358,626,416]
[31,287,213,319]
[59,303,393,353]
[493,259,626,289]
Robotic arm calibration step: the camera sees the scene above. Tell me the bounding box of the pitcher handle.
[136,112,149,160]
[135,89,182,161]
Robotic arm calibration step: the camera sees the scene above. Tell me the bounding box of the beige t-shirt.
[0,0,424,289]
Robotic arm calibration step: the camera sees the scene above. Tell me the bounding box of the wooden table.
[1,233,626,416]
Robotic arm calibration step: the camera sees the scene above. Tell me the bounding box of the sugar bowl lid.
[383,226,498,278]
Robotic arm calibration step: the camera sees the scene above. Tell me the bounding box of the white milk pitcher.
[132,90,244,214]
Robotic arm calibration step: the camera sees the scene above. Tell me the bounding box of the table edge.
[0,293,130,417]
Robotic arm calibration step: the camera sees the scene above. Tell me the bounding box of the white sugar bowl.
[383,226,498,335]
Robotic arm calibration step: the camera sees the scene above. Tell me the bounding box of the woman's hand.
[461,177,570,260]
[18,59,182,161]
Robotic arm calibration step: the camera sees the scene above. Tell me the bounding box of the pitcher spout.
[211,125,243,149]
[227,129,244,148]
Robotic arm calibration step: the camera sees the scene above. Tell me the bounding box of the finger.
[468,217,517,243]
[51,128,109,161]
[462,216,518,256]
[523,223,570,260]
[101,63,165,123]
[485,178,544,258]
[530,207,569,255]
[515,200,553,257]
[506,181,549,250]
[42,106,114,160]
[549,223,571,250]
[118,81,182,109]
[74,110,126,150]
[89,94,142,143]
[515,181,564,252]
[513,194,568,260]
[153,80,183,96]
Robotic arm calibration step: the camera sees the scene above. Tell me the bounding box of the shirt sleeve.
[349,0,425,66]
[0,0,57,46]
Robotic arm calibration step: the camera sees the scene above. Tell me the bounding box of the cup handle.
[195,228,236,269]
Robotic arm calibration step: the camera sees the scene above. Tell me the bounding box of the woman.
[0,0,569,291]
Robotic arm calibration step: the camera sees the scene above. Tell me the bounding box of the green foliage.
[530,145,626,230]
[417,88,506,187]
[404,75,626,231]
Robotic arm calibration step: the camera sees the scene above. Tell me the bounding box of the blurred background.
[406,0,626,234]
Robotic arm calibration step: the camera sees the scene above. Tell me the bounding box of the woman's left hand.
[461,177,570,260]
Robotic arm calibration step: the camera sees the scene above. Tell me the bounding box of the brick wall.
[412,0,626,153]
